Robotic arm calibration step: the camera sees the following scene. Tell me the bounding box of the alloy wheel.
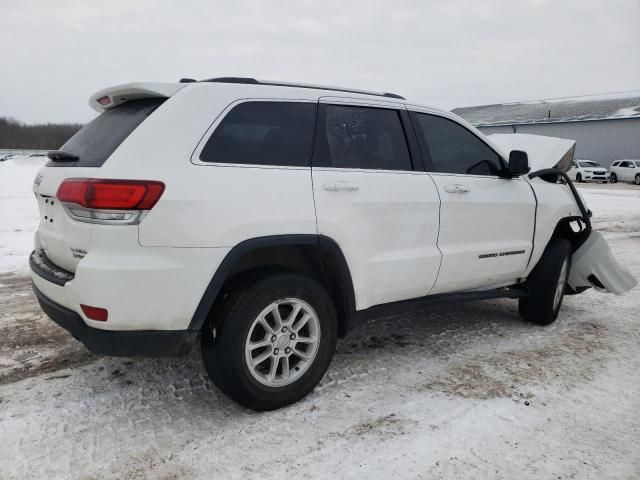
[244,298,321,387]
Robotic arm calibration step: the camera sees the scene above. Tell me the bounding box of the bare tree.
[0,117,82,150]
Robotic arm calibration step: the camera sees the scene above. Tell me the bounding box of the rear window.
[313,105,413,171]
[199,101,316,167]
[47,98,165,167]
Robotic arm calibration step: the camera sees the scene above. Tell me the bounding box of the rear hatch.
[33,98,165,273]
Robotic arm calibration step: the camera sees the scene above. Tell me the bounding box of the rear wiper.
[47,150,79,161]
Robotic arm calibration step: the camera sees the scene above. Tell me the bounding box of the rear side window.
[313,105,412,171]
[48,98,165,167]
[413,113,503,175]
[200,102,316,167]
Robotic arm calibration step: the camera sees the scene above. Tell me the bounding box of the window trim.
[408,110,508,177]
[312,102,418,172]
[191,98,318,170]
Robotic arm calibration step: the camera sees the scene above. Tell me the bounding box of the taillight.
[56,178,165,225]
[81,304,108,321]
[97,96,112,106]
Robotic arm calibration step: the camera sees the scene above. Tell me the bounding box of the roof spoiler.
[88,82,187,112]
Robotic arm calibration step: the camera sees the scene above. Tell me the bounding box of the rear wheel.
[201,272,337,411]
[519,238,572,326]
[610,173,617,183]
[576,173,583,183]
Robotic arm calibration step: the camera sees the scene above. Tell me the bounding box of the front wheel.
[635,174,640,186]
[610,173,617,183]
[520,238,572,325]
[202,272,337,411]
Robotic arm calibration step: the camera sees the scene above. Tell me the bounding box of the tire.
[519,238,572,326]
[576,173,583,183]
[635,174,640,186]
[610,173,617,183]
[201,272,337,411]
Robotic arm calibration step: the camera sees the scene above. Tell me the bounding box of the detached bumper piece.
[568,231,638,295]
[32,284,198,357]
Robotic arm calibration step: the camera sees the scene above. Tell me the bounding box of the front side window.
[313,105,413,171]
[412,113,503,175]
[200,101,316,167]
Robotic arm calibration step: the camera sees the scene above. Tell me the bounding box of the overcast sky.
[1,0,638,124]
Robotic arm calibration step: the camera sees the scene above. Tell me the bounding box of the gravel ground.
[1,177,639,479]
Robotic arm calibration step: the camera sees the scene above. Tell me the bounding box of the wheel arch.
[189,235,356,337]
[550,215,589,252]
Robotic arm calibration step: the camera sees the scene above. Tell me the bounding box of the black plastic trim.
[528,168,592,245]
[32,284,197,357]
[188,234,356,332]
[399,109,425,172]
[30,249,74,286]
[354,287,527,321]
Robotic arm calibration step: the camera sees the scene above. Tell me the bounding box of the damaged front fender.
[568,231,638,295]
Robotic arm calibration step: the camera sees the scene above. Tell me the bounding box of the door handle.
[444,184,470,194]
[323,181,359,192]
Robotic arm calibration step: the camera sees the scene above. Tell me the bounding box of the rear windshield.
[47,98,165,167]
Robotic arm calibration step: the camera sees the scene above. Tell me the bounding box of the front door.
[410,111,536,294]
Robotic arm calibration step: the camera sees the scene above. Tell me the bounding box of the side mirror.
[508,150,530,177]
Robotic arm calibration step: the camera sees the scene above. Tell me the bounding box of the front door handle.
[444,184,470,194]
[323,181,359,192]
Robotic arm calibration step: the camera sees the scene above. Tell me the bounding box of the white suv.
[609,159,640,185]
[568,159,610,183]
[30,78,636,410]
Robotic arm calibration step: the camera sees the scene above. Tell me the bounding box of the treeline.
[0,117,83,150]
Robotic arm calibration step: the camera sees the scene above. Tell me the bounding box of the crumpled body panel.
[568,231,637,295]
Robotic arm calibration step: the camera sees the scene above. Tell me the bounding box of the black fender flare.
[188,234,356,332]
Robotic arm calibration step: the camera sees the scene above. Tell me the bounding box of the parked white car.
[29,78,637,410]
[568,159,610,183]
[609,159,640,185]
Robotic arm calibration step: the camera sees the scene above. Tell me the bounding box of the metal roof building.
[452,91,640,167]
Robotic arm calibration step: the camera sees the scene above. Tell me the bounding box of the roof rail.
[200,77,405,100]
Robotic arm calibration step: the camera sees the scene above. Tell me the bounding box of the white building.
[453,92,640,168]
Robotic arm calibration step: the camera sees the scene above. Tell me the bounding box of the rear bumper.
[32,283,198,357]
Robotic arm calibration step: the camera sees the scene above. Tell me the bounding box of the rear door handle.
[323,181,359,192]
[444,184,470,194]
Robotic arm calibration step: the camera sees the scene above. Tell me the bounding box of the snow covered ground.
[1,157,639,479]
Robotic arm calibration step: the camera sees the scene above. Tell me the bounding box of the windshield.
[578,160,601,168]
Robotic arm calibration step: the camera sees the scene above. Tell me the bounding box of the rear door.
[619,161,634,181]
[311,98,441,310]
[410,111,536,294]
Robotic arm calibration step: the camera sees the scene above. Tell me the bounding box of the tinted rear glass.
[200,101,316,167]
[313,105,412,171]
[47,98,165,167]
